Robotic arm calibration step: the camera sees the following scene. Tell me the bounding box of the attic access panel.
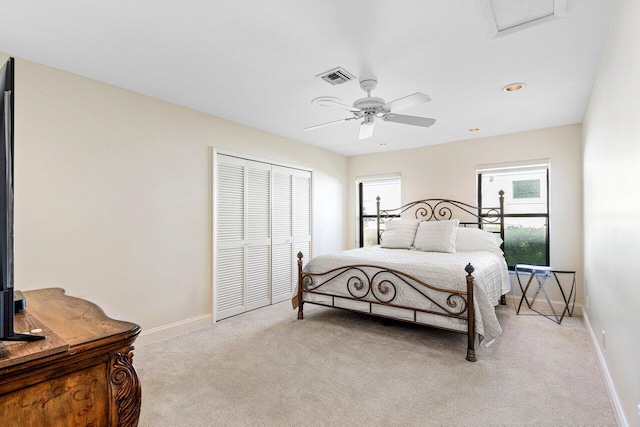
[477,0,567,39]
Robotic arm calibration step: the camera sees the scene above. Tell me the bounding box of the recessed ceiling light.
[502,82,526,92]
[468,128,480,132]
[379,143,388,147]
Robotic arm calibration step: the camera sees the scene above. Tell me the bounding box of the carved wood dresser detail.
[0,288,141,426]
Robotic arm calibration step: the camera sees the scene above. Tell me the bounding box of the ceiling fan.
[305,79,436,140]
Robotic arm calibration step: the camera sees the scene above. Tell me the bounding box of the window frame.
[357,176,401,248]
[478,167,550,269]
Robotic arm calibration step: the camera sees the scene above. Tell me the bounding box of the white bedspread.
[300,246,510,347]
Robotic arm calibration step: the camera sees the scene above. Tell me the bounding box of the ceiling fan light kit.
[305,77,436,140]
[312,96,341,107]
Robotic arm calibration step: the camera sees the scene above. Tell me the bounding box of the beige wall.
[348,124,584,304]
[2,54,348,335]
[582,0,640,424]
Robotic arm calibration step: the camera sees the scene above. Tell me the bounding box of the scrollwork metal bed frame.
[295,191,505,362]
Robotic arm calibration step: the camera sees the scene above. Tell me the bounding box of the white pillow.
[413,219,460,253]
[380,219,419,249]
[456,227,503,255]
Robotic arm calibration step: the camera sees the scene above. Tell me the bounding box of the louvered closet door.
[216,156,272,320]
[293,169,312,277]
[245,160,271,311]
[216,155,246,319]
[271,166,294,304]
[216,154,311,319]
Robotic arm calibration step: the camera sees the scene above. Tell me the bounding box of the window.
[358,176,401,247]
[478,163,549,268]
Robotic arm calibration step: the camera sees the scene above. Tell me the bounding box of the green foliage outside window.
[363,227,378,247]
[504,225,547,267]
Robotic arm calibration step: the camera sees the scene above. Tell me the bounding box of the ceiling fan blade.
[382,92,431,112]
[383,114,436,128]
[304,117,355,131]
[359,122,375,140]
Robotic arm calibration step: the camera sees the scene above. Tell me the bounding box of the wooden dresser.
[0,288,141,426]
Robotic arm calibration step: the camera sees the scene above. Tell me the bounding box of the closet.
[215,154,311,320]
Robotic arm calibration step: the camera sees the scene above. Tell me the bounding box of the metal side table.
[514,264,576,324]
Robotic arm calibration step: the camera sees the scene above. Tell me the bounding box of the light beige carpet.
[135,302,615,427]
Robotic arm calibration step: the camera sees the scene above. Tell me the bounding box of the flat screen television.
[0,57,44,342]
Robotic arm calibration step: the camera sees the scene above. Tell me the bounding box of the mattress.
[300,246,510,347]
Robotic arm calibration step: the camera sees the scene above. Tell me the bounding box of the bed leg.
[465,263,477,362]
[297,252,304,320]
[500,294,506,306]
[466,347,476,362]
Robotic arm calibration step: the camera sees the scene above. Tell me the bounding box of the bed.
[292,191,508,362]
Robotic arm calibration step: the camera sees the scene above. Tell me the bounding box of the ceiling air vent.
[316,67,356,86]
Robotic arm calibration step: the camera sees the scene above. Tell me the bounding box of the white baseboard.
[583,310,629,427]
[136,314,213,346]
[503,294,583,317]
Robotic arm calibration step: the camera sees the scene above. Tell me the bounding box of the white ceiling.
[0,0,616,156]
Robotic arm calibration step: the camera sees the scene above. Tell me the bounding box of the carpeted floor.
[135,302,615,427]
